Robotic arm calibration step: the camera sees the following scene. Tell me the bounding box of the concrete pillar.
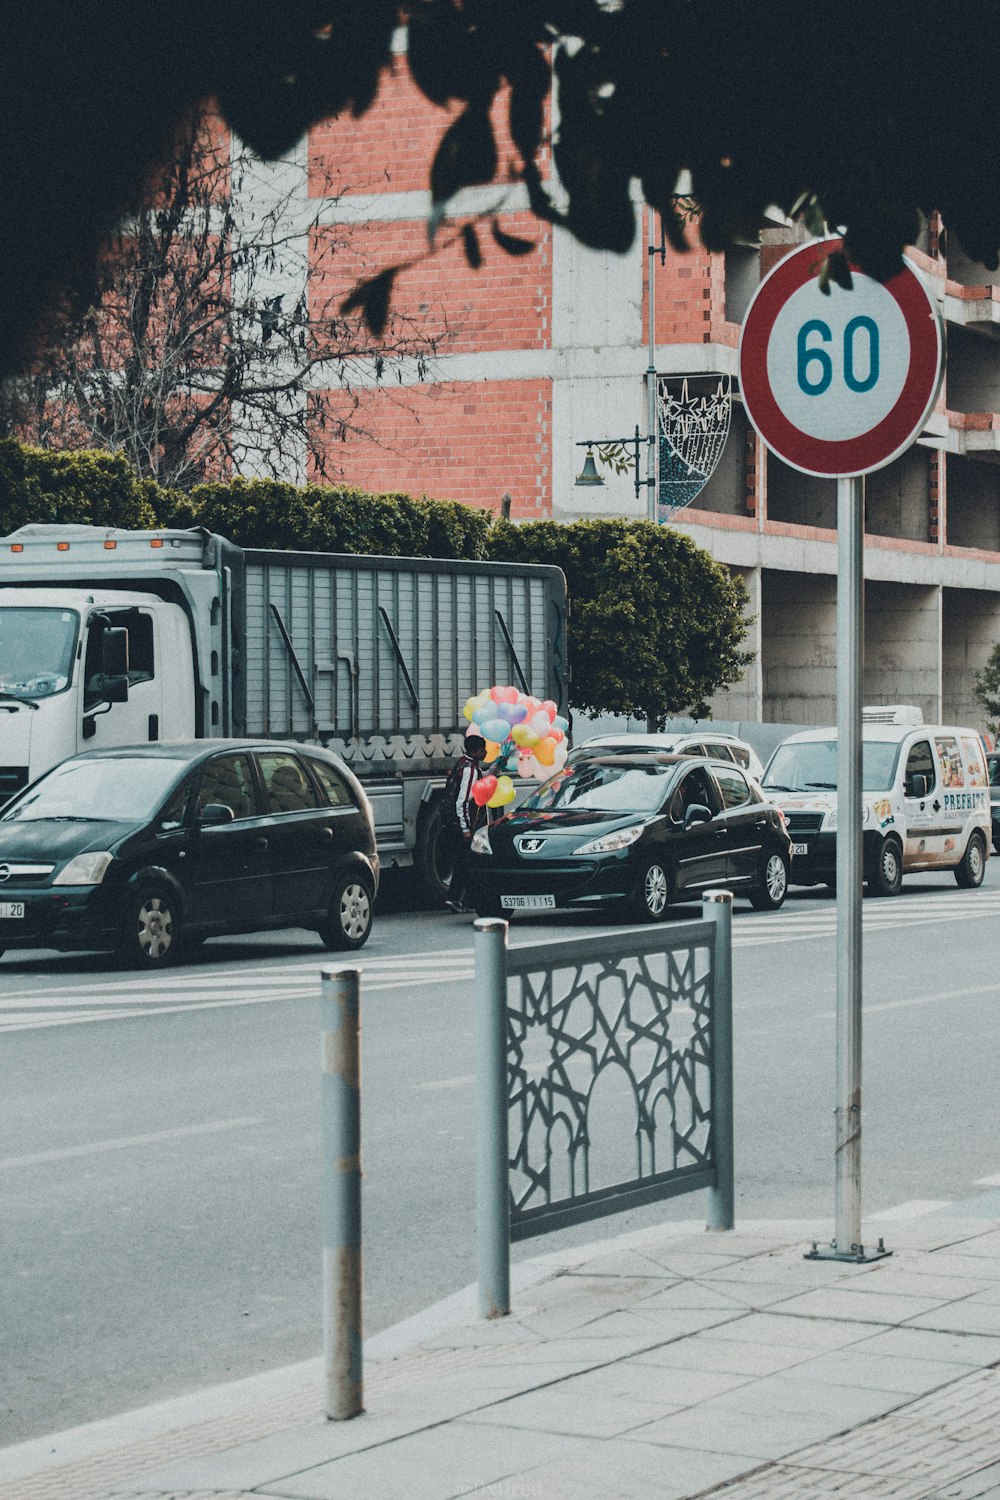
[761,569,838,723]
[942,588,1000,727]
[863,582,942,721]
[709,565,762,720]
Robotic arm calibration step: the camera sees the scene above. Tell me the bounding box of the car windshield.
[763,739,898,793]
[2,756,186,823]
[522,761,671,814]
[989,758,1000,789]
[0,607,79,698]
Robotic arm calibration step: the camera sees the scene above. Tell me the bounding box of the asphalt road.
[3,865,999,1447]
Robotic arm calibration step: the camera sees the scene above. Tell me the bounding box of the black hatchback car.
[468,753,791,920]
[0,741,379,967]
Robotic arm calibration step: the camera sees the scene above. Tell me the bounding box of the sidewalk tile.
[695,1463,933,1496]
[561,1250,681,1279]
[637,1280,753,1312]
[419,1318,541,1350]
[266,1423,590,1500]
[918,1252,1000,1281]
[846,1269,993,1300]
[703,1372,910,1425]
[905,1302,1000,1336]
[622,1403,847,1460]
[556,1306,737,1343]
[701,1312,888,1350]
[463,1382,680,1438]
[859,1327,1000,1366]
[789,1347,980,1394]
[926,1457,1000,1497]
[496,1439,758,1500]
[556,1358,754,1405]
[631,1335,821,1378]
[637,1248,748,1277]
[773,1286,951,1323]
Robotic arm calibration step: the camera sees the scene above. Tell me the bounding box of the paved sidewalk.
[4,1215,1000,1500]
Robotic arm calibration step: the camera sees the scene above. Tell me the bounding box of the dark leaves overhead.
[3,0,1000,378]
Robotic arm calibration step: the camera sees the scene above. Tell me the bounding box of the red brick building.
[271,48,1000,727]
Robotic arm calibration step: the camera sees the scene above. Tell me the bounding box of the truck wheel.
[319,873,374,951]
[414,800,455,905]
[117,885,182,968]
[749,848,789,910]
[955,832,987,889]
[867,837,903,897]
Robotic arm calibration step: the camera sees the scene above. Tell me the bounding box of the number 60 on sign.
[739,237,943,479]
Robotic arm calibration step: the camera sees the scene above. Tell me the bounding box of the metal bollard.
[474,918,511,1319]
[703,892,735,1232]
[321,967,363,1420]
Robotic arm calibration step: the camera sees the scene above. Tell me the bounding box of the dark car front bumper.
[468,849,640,911]
[0,883,117,952]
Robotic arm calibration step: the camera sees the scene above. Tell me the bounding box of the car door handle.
[932,799,941,812]
[251,836,269,852]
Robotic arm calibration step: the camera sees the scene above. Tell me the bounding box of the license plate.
[501,894,556,911]
[0,901,25,919]
[791,843,809,857]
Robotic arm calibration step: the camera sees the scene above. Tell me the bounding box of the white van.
[760,708,991,896]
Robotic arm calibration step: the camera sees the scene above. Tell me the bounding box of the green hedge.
[0,440,160,532]
[0,445,491,560]
[0,443,753,722]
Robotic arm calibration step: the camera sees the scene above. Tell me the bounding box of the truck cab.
[0,587,196,801]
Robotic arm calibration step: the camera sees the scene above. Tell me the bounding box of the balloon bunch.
[463,684,570,781]
[472,772,516,809]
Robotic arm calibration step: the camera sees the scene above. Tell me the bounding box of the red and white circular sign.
[738,237,943,478]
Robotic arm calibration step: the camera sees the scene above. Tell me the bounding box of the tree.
[0,111,447,486]
[973,645,1000,740]
[2,2,996,377]
[489,518,754,727]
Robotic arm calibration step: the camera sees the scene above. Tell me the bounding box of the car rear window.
[306,757,354,808]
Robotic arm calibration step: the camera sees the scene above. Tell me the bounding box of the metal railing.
[475,892,734,1318]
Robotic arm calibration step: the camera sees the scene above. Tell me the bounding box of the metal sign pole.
[808,475,889,1264]
[835,474,864,1253]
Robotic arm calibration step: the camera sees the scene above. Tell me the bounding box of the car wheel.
[414,800,455,905]
[117,885,182,968]
[867,837,903,897]
[320,874,374,951]
[955,831,987,889]
[749,848,789,910]
[628,857,670,921]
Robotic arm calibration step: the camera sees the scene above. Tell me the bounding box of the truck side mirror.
[101,627,129,683]
[907,773,929,798]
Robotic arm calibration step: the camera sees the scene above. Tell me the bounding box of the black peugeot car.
[0,741,379,967]
[467,752,791,920]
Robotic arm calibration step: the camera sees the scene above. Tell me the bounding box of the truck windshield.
[763,739,898,793]
[2,757,186,823]
[0,608,78,698]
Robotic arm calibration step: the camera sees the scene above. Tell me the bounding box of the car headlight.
[53,852,113,886]
[824,809,837,831]
[573,824,645,856]
[471,827,492,855]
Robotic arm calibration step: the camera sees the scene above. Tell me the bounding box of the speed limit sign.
[739,237,943,478]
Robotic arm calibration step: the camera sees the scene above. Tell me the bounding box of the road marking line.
[0,1117,264,1169]
[816,981,1000,1020]
[869,1199,952,1221]
[975,1174,1000,1187]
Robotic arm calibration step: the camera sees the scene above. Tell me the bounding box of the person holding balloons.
[443,732,489,913]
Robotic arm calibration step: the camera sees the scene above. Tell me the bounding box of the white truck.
[0,523,568,900]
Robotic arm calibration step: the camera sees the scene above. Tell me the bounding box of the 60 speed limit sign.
[738,236,943,478]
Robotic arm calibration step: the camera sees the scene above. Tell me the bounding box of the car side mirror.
[198,802,235,826]
[684,803,712,829]
[907,773,929,798]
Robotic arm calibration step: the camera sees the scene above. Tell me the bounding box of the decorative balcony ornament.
[656,374,732,518]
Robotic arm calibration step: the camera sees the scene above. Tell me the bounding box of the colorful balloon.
[481,717,509,744]
[472,775,497,806]
[488,774,516,808]
[536,736,557,767]
[485,739,501,760]
[541,700,558,720]
[549,726,564,743]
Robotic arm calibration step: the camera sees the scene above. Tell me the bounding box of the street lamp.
[574,428,656,510]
